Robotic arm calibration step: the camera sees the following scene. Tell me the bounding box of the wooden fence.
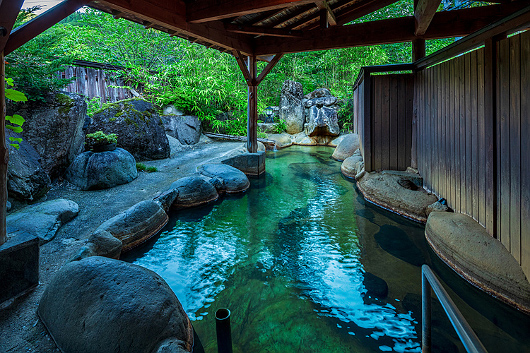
[414,31,530,277]
[352,65,414,172]
[57,61,137,103]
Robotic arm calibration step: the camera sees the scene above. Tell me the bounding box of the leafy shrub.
[136,163,157,172]
[274,119,287,134]
[86,131,117,145]
[4,78,28,149]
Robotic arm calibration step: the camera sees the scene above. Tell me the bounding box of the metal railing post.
[421,265,488,353]
[422,268,432,353]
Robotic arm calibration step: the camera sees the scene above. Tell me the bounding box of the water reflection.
[124,146,528,353]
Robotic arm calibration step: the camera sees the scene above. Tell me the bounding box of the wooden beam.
[336,0,400,26]
[5,0,88,55]
[315,0,337,26]
[414,0,442,36]
[92,0,253,54]
[225,23,302,37]
[0,0,24,53]
[187,0,315,24]
[256,53,283,84]
[412,38,426,61]
[255,2,529,55]
[415,3,530,69]
[232,50,252,85]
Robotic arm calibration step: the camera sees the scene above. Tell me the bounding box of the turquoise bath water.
[124,146,530,353]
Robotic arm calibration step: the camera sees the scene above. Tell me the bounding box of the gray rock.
[304,96,338,108]
[426,200,450,216]
[304,88,332,99]
[332,133,360,161]
[279,80,305,134]
[88,230,123,259]
[154,188,180,212]
[5,130,51,201]
[162,115,202,145]
[305,106,339,137]
[65,148,138,190]
[197,163,250,194]
[97,200,168,252]
[163,105,184,116]
[6,199,79,243]
[257,122,279,134]
[341,155,364,179]
[87,99,170,161]
[8,92,86,179]
[170,176,219,209]
[426,212,530,313]
[266,133,292,149]
[38,256,193,353]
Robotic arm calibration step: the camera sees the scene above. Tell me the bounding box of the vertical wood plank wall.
[414,31,530,277]
[58,66,134,103]
[353,79,365,157]
[370,74,414,171]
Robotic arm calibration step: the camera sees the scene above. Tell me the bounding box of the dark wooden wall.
[58,66,135,103]
[353,73,414,172]
[371,74,414,171]
[414,30,530,278]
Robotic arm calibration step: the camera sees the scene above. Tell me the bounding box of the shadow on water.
[373,225,424,267]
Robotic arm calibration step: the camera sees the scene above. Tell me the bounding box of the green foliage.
[86,131,117,145]
[338,101,354,132]
[87,97,102,117]
[4,78,27,149]
[275,119,287,134]
[136,163,157,172]
[6,7,73,102]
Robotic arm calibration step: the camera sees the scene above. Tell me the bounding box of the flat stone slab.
[38,256,193,353]
[7,199,79,243]
[426,212,530,314]
[97,200,168,252]
[357,171,437,223]
[222,151,266,176]
[197,163,250,194]
[0,233,39,305]
[170,176,219,209]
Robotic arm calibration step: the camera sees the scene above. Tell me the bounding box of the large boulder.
[304,88,333,100]
[170,176,219,209]
[6,199,79,243]
[426,212,530,314]
[279,80,305,134]
[97,200,168,252]
[304,105,339,137]
[65,148,138,190]
[87,99,170,161]
[8,92,87,179]
[38,256,193,353]
[162,115,202,145]
[341,154,363,179]
[332,133,360,161]
[5,130,51,201]
[197,163,250,194]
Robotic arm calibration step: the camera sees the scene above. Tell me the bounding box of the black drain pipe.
[215,308,233,353]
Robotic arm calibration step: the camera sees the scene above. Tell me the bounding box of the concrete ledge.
[222,151,265,176]
[426,212,530,315]
[0,234,39,305]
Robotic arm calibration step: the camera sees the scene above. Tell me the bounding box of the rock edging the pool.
[73,163,250,261]
[426,212,530,315]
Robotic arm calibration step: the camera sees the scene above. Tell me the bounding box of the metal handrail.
[422,265,488,353]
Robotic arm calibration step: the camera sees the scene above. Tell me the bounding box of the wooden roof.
[4,0,530,57]
[84,0,529,56]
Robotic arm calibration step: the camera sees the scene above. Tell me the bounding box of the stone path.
[0,139,241,353]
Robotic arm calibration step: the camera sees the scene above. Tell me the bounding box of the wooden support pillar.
[0,52,7,246]
[412,38,426,62]
[363,70,373,172]
[233,51,283,153]
[319,9,329,29]
[247,55,258,153]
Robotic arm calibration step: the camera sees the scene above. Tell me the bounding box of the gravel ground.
[0,137,242,353]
